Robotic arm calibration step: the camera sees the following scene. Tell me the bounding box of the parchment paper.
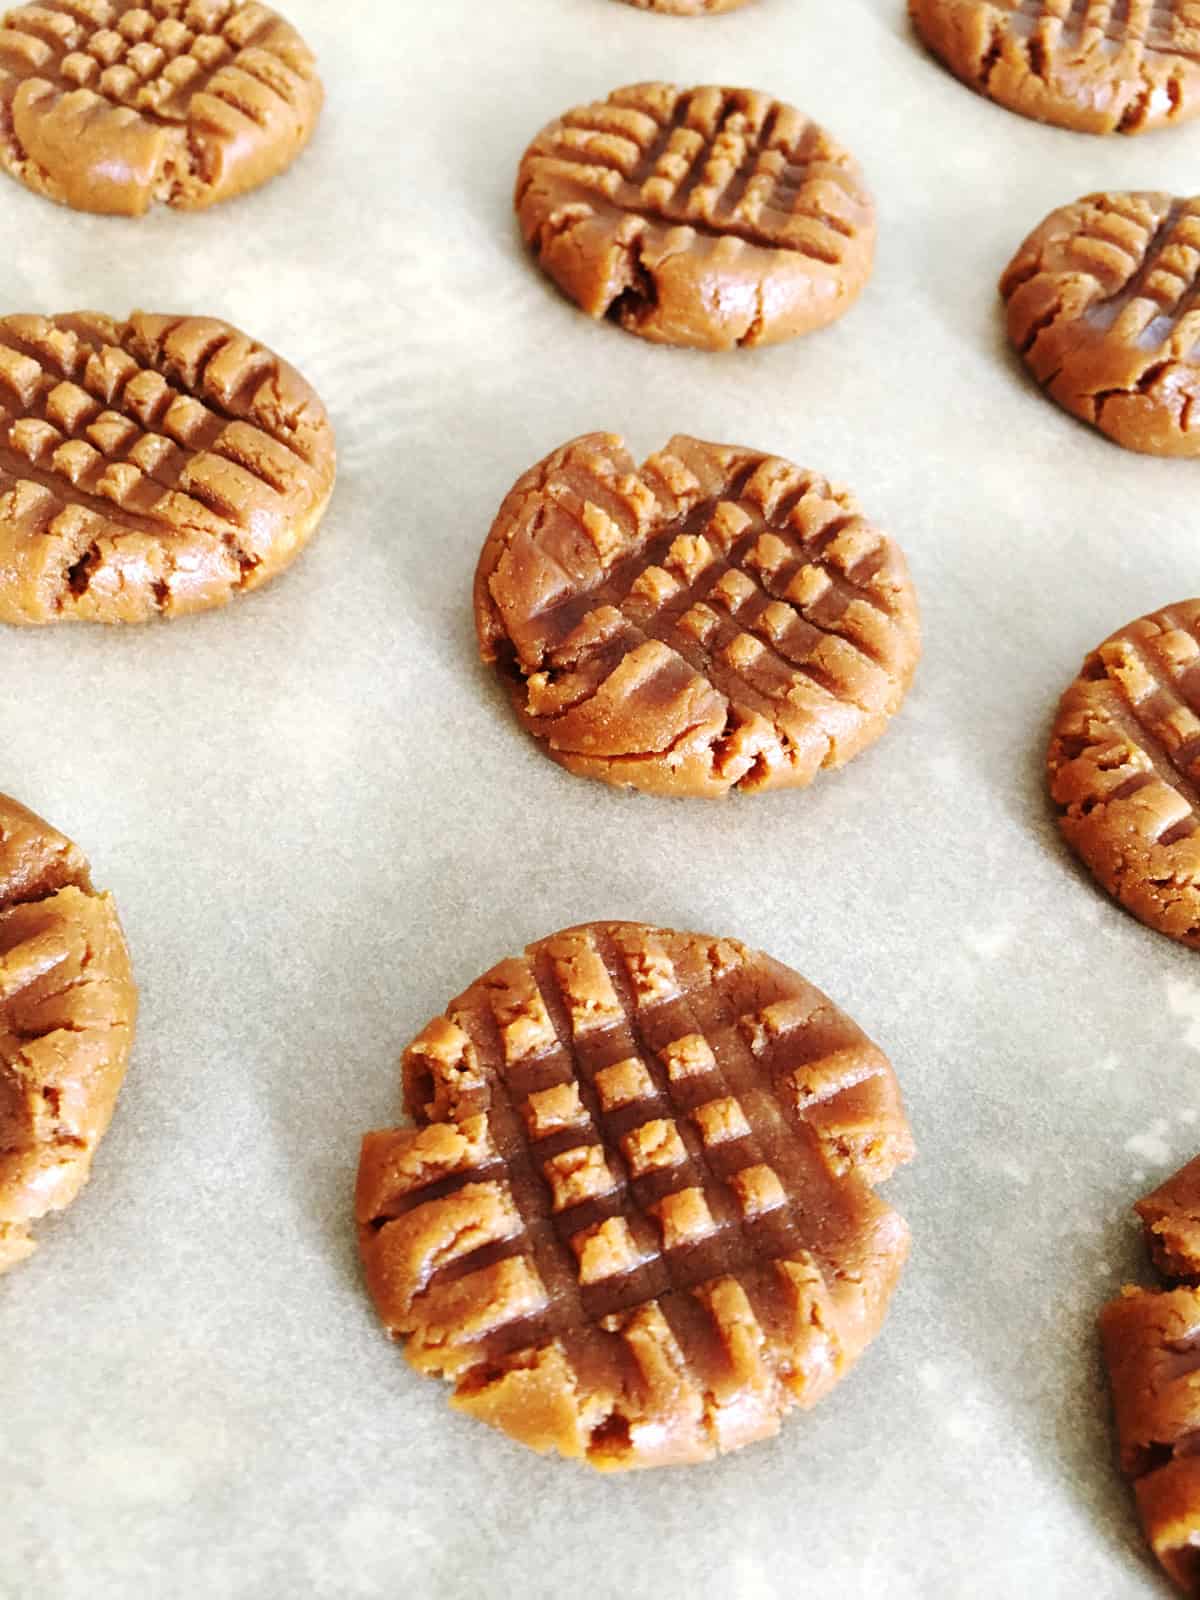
[5,2,1200,1595]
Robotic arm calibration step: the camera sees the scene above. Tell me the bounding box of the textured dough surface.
[0,792,136,1273]
[1101,1286,1200,1593]
[356,920,914,1471]
[910,0,1200,136]
[514,82,875,350]
[1137,1155,1200,1281]
[1100,1154,1200,1595]
[1000,191,1200,456]
[474,432,920,798]
[0,309,336,623]
[1048,600,1200,946]
[0,0,323,215]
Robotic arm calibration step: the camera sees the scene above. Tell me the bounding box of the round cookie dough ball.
[0,793,137,1273]
[0,0,323,215]
[356,920,914,1470]
[474,432,920,798]
[1048,601,1200,947]
[909,0,1200,136]
[1000,191,1200,457]
[0,310,336,623]
[514,82,875,350]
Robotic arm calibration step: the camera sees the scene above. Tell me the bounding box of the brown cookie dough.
[0,0,322,216]
[1138,1155,1200,1280]
[909,0,1200,136]
[0,310,336,624]
[0,793,136,1273]
[614,0,753,11]
[1102,1160,1200,1592]
[514,82,875,350]
[356,921,914,1470]
[1101,1285,1200,1593]
[474,433,921,799]
[1047,600,1200,947]
[1000,191,1200,457]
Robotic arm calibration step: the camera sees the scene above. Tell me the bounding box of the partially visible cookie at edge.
[1100,1154,1200,1594]
[0,0,323,216]
[474,432,920,798]
[1101,1284,1200,1594]
[1048,601,1200,946]
[613,0,754,12]
[0,310,336,624]
[514,82,875,350]
[0,793,137,1273]
[1136,1155,1200,1281]
[909,0,1200,136]
[1000,190,1200,456]
[356,919,915,1470]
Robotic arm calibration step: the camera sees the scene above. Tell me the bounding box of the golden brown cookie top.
[515,83,875,350]
[0,792,137,1273]
[357,920,914,1471]
[0,0,323,215]
[1048,601,1200,947]
[474,433,920,798]
[1000,191,1200,457]
[0,310,336,623]
[910,0,1200,135]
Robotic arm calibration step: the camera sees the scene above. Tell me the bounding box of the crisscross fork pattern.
[356,923,913,1469]
[475,434,920,798]
[0,2,294,123]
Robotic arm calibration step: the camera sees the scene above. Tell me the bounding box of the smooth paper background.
[4,2,1199,1595]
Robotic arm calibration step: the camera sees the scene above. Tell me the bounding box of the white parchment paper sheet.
[4,2,1200,1595]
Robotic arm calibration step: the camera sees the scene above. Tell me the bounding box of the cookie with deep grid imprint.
[356,921,915,1470]
[474,433,921,798]
[0,0,322,216]
[514,83,875,350]
[1000,191,1200,456]
[0,793,136,1274]
[909,0,1200,136]
[1048,601,1200,946]
[0,310,336,623]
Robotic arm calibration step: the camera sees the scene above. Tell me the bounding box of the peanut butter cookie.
[515,83,874,350]
[0,310,336,623]
[1001,191,1200,456]
[0,793,136,1273]
[0,0,322,215]
[357,921,914,1470]
[1048,601,1200,946]
[1100,1154,1200,1593]
[910,0,1200,136]
[475,433,920,798]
